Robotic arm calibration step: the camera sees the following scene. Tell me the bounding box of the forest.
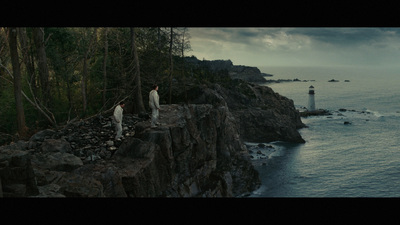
[0,27,218,145]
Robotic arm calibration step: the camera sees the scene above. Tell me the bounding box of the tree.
[45,27,80,118]
[178,28,191,104]
[130,27,145,113]
[168,27,174,104]
[18,28,37,99]
[8,27,28,137]
[102,27,108,106]
[81,28,98,113]
[0,27,195,144]
[32,27,51,107]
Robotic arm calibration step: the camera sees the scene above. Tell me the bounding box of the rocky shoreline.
[264,78,351,84]
[299,109,332,117]
[0,67,306,197]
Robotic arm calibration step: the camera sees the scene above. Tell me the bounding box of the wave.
[301,108,400,124]
[364,109,400,118]
[365,109,384,118]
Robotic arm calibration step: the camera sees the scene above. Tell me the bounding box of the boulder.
[40,139,72,153]
[114,138,157,159]
[70,163,127,197]
[0,140,28,151]
[0,149,38,197]
[35,183,65,197]
[55,173,104,197]
[29,129,56,142]
[32,152,83,172]
[0,178,2,197]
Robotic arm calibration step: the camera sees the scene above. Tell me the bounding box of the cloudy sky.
[188,27,400,68]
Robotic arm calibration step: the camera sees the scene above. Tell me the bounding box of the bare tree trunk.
[32,27,50,107]
[18,28,36,88]
[81,28,97,113]
[168,27,173,104]
[180,28,188,104]
[81,52,88,113]
[156,27,162,82]
[19,27,41,122]
[130,28,146,114]
[102,27,108,106]
[8,27,28,138]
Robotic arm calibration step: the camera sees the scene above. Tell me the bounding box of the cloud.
[188,27,400,67]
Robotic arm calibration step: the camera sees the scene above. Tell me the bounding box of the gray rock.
[33,152,83,172]
[114,138,157,159]
[0,149,39,197]
[40,139,72,153]
[29,129,56,142]
[55,173,104,197]
[106,140,114,147]
[35,184,65,197]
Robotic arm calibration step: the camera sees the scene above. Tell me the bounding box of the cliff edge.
[0,104,260,197]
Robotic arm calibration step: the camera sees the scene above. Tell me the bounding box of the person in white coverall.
[149,84,160,128]
[113,101,125,140]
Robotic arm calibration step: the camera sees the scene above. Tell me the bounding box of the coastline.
[0,60,307,197]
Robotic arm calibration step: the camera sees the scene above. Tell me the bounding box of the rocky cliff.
[182,82,306,143]
[0,103,260,197]
[185,56,271,83]
[0,72,305,197]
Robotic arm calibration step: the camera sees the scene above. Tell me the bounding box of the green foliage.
[0,27,193,145]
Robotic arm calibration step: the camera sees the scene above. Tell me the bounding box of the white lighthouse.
[308,85,316,111]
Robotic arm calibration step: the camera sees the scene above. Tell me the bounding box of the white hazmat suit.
[149,89,160,127]
[113,104,124,140]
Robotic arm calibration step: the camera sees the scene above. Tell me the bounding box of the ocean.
[248,65,400,197]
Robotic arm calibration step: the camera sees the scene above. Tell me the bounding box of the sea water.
[248,65,400,197]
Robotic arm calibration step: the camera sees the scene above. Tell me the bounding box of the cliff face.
[186,82,306,143]
[0,104,260,197]
[117,104,259,197]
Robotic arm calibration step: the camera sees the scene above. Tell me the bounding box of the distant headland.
[185,56,272,83]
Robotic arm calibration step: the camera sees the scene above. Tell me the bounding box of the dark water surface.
[249,66,400,197]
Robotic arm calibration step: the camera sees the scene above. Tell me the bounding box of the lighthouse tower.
[308,85,316,111]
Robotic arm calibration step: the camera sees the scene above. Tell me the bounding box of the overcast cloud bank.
[189,28,400,68]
